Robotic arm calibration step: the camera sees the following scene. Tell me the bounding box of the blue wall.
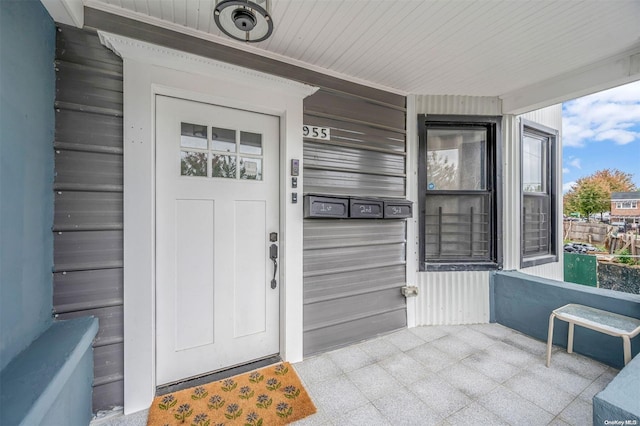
[491,270,640,369]
[593,354,640,425]
[0,0,55,370]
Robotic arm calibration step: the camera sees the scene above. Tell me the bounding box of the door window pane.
[181,123,208,149]
[211,127,236,152]
[523,135,547,193]
[211,154,236,178]
[181,151,208,176]
[240,131,263,155]
[240,157,262,180]
[178,124,265,181]
[426,129,486,190]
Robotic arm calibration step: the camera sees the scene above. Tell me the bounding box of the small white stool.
[546,304,640,367]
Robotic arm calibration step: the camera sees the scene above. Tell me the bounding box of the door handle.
[269,243,278,289]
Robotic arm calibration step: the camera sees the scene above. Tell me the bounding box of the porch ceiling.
[85,0,640,99]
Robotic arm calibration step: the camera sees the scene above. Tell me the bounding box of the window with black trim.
[521,119,557,267]
[418,115,502,271]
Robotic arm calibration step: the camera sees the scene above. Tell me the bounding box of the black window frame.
[520,119,558,268]
[418,115,503,272]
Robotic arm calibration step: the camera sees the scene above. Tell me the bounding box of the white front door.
[155,95,280,385]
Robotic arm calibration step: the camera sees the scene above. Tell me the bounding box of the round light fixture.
[214,0,273,43]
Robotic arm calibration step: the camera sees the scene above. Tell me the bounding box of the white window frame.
[615,201,638,209]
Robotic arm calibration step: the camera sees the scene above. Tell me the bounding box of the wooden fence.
[564,220,640,256]
[605,231,640,257]
[563,221,608,244]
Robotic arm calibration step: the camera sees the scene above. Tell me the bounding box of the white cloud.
[568,158,581,169]
[594,129,636,145]
[563,181,576,193]
[562,167,570,174]
[562,80,640,147]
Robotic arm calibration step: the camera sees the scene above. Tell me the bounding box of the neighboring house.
[611,192,640,225]
[2,0,640,420]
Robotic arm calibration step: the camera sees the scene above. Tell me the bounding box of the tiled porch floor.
[291,324,617,425]
[93,324,618,426]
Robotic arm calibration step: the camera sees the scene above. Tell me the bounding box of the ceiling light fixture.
[214,0,273,43]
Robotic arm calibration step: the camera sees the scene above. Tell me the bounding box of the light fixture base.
[214,0,273,43]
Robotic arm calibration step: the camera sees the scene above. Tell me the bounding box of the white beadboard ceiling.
[85,0,640,97]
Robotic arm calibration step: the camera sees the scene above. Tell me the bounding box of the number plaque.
[303,125,331,141]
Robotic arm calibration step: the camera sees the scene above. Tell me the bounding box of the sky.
[562,80,640,192]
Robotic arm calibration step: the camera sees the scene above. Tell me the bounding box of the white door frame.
[99,31,318,414]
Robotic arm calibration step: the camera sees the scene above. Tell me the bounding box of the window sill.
[422,262,501,272]
[521,254,558,269]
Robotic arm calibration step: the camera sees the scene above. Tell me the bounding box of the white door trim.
[98,31,318,414]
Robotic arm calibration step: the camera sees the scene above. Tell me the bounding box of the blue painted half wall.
[0,0,55,370]
[491,270,640,369]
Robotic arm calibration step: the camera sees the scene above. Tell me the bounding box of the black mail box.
[304,195,349,218]
[349,198,384,219]
[384,200,413,219]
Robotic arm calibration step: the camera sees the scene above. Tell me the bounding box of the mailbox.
[349,198,384,219]
[384,200,413,219]
[303,195,349,218]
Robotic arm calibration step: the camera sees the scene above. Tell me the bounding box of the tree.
[563,168,637,219]
[590,169,636,193]
[565,180,608,218]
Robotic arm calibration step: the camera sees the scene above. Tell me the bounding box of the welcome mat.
[147,362,316,425]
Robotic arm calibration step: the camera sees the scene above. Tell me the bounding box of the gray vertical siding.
[53,24,124,411]
[412,96,501,326]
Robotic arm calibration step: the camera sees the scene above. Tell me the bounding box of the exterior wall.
[492,270,640,369]
[411,96,501,325]
[82,12,408,358]
[0,0,55,370]
[411,98,563,325]
[611,205,640,217]
[0,317,98,426]
[611,206,640,217]
[593,354,640,425]
[49,8,407,411]
[416,271,490,324]
[598,262,640,295]
[610,194,640,218]
[303,91,407,355]
[53,25,124,411]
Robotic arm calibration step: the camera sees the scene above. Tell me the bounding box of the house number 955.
[303,125,330,140]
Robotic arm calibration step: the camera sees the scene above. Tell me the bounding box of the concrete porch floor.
[93,324,618,426]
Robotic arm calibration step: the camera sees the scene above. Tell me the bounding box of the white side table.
[546,304,640,367]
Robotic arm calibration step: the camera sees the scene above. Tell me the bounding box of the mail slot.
[303,195,349,218]
[349,198,384,219]
[384,200,413,219]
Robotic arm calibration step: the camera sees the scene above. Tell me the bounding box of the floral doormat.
[147,362,316,426]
